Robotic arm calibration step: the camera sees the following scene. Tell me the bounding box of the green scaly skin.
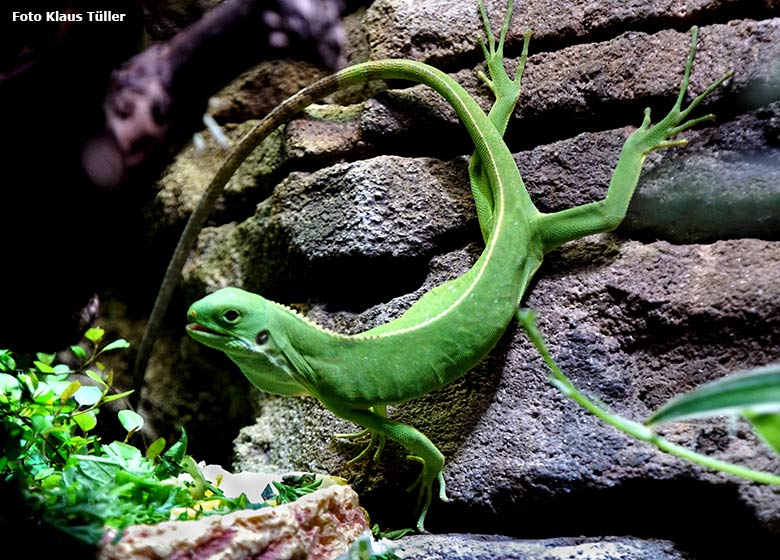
[186,0,732,531]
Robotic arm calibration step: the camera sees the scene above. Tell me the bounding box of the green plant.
[336,529,402,560]
[518,310,780,485]
[0,327,134,493]
[0,328,321,545]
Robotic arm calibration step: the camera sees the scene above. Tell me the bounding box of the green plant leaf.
[742,411,780,455]
[101,339,130,352]
[85,369,107,387]
[647,364,780,426]
[154,429,188,479]
[104,441,143,463]
[0,350,16,371]
[23,371,39,391]
[70,345,88,360]
[60,380,82,403]
[84,327,105,343]
[271,474,321,504]
[146,438,167,461]
[32,382,53,403]
[41,473,62,489]
[74,386,103,407]
[118,410,144,435]
[73,411,98,432]
[0,373,21,401]
[36,352,56,365]
[53,364,71,375]
[371,524,414,540]
[102,390,134,403]
[34,361,55,374]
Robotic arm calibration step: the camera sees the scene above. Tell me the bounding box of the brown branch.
[82,0,345,189]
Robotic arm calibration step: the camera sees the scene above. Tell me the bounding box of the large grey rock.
[358,19,780,154]
[180,101,780,302]
[395,533,690,560]
[517,103,780,242]
[363,0,780,63]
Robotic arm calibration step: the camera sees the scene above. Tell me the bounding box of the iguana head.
[186,287,309,396]
[186,287,268,354]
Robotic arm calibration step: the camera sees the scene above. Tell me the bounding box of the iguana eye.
[222,309,240,323]
[256,330,269,345]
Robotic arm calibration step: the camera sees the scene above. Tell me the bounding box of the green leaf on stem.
[73,411,98,432]
[74,386,103,407]
[84,327,105,343]
[101,339,130,352]
[118,410,144,435]
[647,364,780,426]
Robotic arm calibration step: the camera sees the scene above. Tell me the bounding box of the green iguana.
[186,0,731,531]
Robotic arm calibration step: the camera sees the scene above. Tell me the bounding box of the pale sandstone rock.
[98,485,368,560]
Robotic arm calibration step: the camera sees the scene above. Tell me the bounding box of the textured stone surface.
[363,0,780,64]
[97,485,368,560]
[516,103,780,242]
[358,19,780,153]
[396,533,690,560]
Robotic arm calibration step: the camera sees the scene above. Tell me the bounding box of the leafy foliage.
[261,473,322,505]
[336,529,401,560]
[0,329,323,545]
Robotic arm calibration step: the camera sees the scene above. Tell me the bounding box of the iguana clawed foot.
[476,0,532,108]
[406,454,448,532]
[333,427,387,464]
[333,405,388,463]
[631,26,733,154]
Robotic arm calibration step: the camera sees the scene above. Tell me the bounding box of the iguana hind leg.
[471,0,532,241]
[536,27,733,251]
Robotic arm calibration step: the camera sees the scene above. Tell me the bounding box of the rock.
[180,154,475,300]
[358,19,780,152]
[210,61,329,123]
[98,484,368,560]
[395,533,690,560]
[362,0,779,64]
[180,99,780,305]
[516,102,780,242]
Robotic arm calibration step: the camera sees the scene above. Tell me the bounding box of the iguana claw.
[333,405,388,463]
[633,26,733,154]
[406,455,448,532]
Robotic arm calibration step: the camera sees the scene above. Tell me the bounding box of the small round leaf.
[73,411,98,432]
[74,385,103,407]
[118,409,144,434]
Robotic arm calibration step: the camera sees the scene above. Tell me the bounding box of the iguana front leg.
[470,0,533,241]
[537,27,734,251]
[326,404,447,532]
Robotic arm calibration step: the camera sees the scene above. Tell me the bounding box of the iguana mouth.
[187,323,223,336]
